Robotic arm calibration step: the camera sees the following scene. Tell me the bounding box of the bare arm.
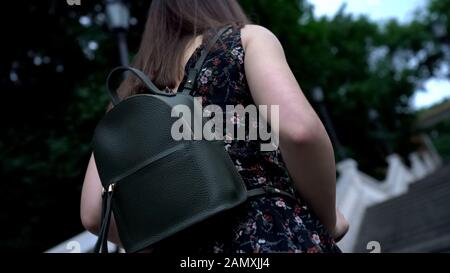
[80,25,347,244]
[80,153,122,246]
[242,25,339,235]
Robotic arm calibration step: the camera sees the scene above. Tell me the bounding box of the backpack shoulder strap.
[181,25,232,95]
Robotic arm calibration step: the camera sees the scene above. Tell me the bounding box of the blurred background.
[1,0,450,253]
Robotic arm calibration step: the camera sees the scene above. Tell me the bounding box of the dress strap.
[181,25,233,95]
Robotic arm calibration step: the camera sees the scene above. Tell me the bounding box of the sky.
[309,0,426,23]
[308,0,450,109]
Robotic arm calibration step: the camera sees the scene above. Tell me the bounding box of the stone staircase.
[354,166,450,253]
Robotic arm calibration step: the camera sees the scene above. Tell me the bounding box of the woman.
[81,0,349,253]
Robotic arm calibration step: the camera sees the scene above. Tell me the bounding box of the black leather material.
[91,26,298,253]
[92,95,249,252]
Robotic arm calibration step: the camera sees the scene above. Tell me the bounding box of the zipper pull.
[108,183,115,193]
[94,183,116,253]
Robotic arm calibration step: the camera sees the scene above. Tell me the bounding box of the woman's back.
[150,25,341,253]
[81,0,348,253]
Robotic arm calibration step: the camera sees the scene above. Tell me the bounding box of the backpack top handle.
[106,66,175,106]
[106,25,232,106]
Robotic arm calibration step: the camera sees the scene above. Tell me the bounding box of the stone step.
[354,166,450,253]
[365,181,450,216]
[409,166,450,192]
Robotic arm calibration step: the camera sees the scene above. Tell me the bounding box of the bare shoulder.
[240,24,284,58]
[240,24,283,53]
[241,24,277,38]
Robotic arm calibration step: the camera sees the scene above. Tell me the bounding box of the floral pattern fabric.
[154,27,341,253]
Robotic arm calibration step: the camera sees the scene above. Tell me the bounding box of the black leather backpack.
[92,26,297,253]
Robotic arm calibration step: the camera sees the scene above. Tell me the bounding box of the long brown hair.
[118,0,250,98]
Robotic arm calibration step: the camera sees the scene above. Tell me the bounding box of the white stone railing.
[336,149,443,253]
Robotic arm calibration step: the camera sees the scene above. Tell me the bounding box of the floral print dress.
[152,27,341,253]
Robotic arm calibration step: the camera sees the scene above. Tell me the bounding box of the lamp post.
[105,0,130,66]
[312,87,347,160]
